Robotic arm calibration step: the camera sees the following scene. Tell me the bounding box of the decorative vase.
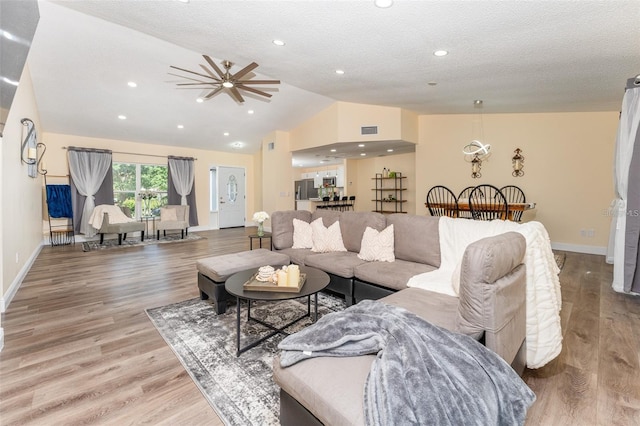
[257,222,264,237]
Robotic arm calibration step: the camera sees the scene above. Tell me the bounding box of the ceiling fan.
[170,55,280,103]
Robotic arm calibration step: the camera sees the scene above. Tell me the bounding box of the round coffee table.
[225,265,330,356]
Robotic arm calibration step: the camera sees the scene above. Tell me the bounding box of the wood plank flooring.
[1,229,639,425]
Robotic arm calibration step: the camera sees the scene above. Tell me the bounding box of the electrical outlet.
[587,229,595,238]
[580,229,587,237]
[15,252,19,263]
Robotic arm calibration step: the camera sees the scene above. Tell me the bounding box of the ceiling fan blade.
[199,64,221,81]
[231,62,258,80]
[203,55,225,79]
[170,65,218,81]
[205,86,224,99]
[230,87,245,103]
[239,80,281,85]
[236,84,272,98]
[177,82,219,86]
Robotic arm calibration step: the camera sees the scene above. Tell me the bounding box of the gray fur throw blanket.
[279,299,535,425]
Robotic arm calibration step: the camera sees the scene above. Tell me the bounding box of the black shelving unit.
[372,172,407,214]
[44,175,75,246]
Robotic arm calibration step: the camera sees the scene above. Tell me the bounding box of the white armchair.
[156,205,190,239]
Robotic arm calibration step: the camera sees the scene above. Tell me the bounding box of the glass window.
[113,162,168,218]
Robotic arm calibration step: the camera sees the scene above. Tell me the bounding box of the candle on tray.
[277,270,287,287]
[287,265,300,287]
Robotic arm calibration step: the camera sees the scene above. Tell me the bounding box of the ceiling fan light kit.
[170,55,280,103]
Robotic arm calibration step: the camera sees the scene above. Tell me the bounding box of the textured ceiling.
[24,0,640,166]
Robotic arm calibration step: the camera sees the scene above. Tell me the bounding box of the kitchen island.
[295,198,324,212]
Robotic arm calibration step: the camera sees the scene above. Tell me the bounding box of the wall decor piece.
[512,148,524,177]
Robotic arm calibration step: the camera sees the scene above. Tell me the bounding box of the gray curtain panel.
[624,115,640,293]
[168,156,198,226]
[67,147,114,235]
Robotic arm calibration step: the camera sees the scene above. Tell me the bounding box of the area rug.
[554,252,566,271]
[146,294,346,425]
[82,233,203,251]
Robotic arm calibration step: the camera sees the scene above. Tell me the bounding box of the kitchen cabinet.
[336,166,345,187]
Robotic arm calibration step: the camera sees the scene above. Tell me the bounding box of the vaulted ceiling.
[24,0,640,166]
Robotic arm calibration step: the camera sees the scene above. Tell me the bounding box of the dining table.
[425,200,536,221]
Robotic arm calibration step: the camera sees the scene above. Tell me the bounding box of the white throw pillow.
[358,224,395,262]
[311,218,347,253]
[292,218,313,249]
[451,258,462,296]
[160,208,178,222]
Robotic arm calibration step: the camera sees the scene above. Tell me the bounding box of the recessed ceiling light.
[335,69,345,75]
[177,124,184,129]
[433,50,448,57]
[248,110,254,114]
[272,39,285,46]
[360,153,366,156]
[196,98,204,103]
[374,0,393,8]
[127,81,137,88]
[358,144,365,147]
[330,149,337,152]
[175,0,190,3]
[223,132,229,136]
[387,149,394,152]
[118,115,127,120]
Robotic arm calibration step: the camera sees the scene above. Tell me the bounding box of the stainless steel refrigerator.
[295,179,318,200]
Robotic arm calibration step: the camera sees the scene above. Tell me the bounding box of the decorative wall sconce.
[512,148,524,177]
[20,118,47,177]
[471,154,482,178]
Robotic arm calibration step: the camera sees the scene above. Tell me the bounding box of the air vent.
[361,126,378,135]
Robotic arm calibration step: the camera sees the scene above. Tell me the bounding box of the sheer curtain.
[607,77,640,293]
[168,156,198,226]
[68,147,113,236]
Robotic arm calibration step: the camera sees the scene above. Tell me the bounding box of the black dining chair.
[457,186,480,218]
[426,185,458,217]
[500,185,526,222]
[468,184,508,221]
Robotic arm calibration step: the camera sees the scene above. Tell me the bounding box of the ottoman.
[196,249,291,314]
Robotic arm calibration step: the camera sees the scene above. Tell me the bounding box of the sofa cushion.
[274,248,313,266]
[311,219,347,253]
[195,249,290,282]
[292,218,313,249]
[273,354,372,426]
[311,209,341,226]
[304,251,366,278]
[271,210,312,250]
[358,225,395,262]
[354,259,436,291]
[339,211,386,253]
[387,214,441,267]
[381,287,460,332]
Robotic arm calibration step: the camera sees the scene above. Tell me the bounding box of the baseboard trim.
[551,242,606,256]
[0,327,4,352]
[2,244,43,313]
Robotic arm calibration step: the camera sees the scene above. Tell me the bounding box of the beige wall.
[290,103,339,151]
[43,132,258,230]
[417,111,618,250]
[336,102,402,142]
[1,64,44,322]
[261,131,294,226]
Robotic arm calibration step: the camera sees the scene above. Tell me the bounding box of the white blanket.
[407,217,562,369]
[88,204,135,230]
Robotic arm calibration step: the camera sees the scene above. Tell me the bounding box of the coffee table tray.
[243,273,306,293]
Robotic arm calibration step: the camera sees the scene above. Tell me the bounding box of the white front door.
[218,166,246,228]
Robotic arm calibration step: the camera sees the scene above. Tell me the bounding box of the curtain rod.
[61,146,197,160]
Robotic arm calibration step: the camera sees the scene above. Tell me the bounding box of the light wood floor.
[1,229,639,425]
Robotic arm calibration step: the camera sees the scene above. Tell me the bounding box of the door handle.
[220,201,226,203]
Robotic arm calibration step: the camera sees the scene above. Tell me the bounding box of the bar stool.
[348,195,356,210]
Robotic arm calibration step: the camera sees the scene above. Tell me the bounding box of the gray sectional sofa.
[270,209,529,425]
